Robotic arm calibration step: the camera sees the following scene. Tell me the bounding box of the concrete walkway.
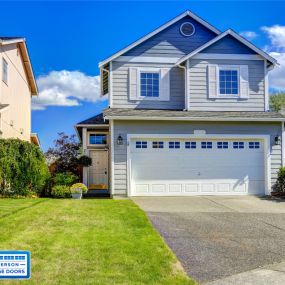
[133,196,285,284]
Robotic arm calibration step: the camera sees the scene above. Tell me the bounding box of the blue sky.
[1,1,285,151]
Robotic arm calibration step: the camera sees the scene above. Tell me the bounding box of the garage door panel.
[130,138,265,196]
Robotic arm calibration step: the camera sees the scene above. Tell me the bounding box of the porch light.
[117,135,123,145]
[275,135,281,145]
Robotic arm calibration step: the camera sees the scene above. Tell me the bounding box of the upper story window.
[2,58,8,84]
[219,69,238,96]
[129,67,170,101]
[140,72,159,98]
[89,134,107,145]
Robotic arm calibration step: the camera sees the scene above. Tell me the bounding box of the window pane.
[90,134,107,145]
[219,69,239,95]
[140,72,160,98]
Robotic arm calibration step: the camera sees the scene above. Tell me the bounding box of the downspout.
[177,62,188,111]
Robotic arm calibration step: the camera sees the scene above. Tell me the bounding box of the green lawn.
[0,199,195,285]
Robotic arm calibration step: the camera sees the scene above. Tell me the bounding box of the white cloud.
[262,25,285,51]
[240,31,258,40]
[261,25,285,90]
[32,70,105,110]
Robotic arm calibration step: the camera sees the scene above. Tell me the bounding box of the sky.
[1,1,285,151]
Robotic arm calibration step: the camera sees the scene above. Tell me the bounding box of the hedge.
[0,139,50,197]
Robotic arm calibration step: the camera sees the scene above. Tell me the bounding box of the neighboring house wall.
[0,43,31,141]
[188,59,265,111]
[112,120,281,196]
[124,17,217,58]
[111,61,185,109]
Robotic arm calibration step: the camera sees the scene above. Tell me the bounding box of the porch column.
[82,127,89,186]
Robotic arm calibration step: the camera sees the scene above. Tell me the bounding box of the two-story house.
[76,10,285,198]
[0,37,39,146]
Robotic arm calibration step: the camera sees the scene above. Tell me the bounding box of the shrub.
[0,139,50,196]
[51,185,71,198]
[54,172,78,186]
[273,167,285,192]
[70,183,88,194]
[78,155,92,167]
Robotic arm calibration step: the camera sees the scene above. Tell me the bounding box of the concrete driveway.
[132,196,285,284]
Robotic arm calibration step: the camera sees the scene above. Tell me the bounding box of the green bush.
[70,183,88,194]
[273,167,285,192]
[0,139,50,197]
[51,185,71,198]
[54,172,78,186]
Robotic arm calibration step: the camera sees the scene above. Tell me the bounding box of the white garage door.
[129,138,265,196]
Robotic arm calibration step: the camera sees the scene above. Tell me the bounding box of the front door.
[88,150,108,188]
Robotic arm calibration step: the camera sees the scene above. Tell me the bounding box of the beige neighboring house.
[0,37,39,146]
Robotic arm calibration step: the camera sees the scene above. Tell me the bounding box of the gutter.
[105,115,285,122]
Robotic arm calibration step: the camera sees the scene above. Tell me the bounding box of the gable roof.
[175,29,278,66]
[98,10,221,68]
[0,37,38,96]
[76,113,108,126]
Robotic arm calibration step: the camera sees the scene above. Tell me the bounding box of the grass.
[0,198,195,285]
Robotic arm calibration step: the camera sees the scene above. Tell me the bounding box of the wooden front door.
[88,150,108,188]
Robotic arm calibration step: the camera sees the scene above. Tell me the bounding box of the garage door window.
[249,142,260,149]
[136,141,147,149]
[201,142,212,149]
[152,141,164,149]
[217,142,228,149]
[185,141,196,149]
[169,141,180,149]
[233,142,244,149]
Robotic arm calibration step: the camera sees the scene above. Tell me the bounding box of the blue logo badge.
[0,251,30,279]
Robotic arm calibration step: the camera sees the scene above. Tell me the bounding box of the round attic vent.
[180,22,195,37]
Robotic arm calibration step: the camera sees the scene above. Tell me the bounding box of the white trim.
[0,38,25,45]
[110,120,115,197]
[126,134,271,196]
[99,10,220,68]
[175,29,278,66]
[192,53,264,61]
[105,115,285,122]
[114,56,180,64]
[281,122,285,166]
[186,59,190,110]
[109,61,113,108]
[180,22,195,37]
[264,61,269,111]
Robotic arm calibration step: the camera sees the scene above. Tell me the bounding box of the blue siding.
[201,35,257,54]
[124,15,217,58]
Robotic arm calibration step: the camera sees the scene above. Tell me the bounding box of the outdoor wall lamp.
[117,135,123,145]
[275,135,281,145]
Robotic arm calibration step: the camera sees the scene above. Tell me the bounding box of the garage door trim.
[126,134,271,196]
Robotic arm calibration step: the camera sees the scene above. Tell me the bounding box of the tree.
[45,132,81,176]
[270,93,285,112]
[0,139,49,196]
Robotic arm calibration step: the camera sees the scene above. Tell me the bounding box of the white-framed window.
[136,141,147,149]
[129,67,170,101]
[201,141,212,149]
[217,141,229,149]
[152,141,164,149]
[249,141,260,149]
[233,141,244,149]
[2,58,8,84]
[208,64,249,99]
[169,141,180,149]
[185,141,196,149]
[89,133,107,145]
[219,68,239,96]
[140,72,159,98]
